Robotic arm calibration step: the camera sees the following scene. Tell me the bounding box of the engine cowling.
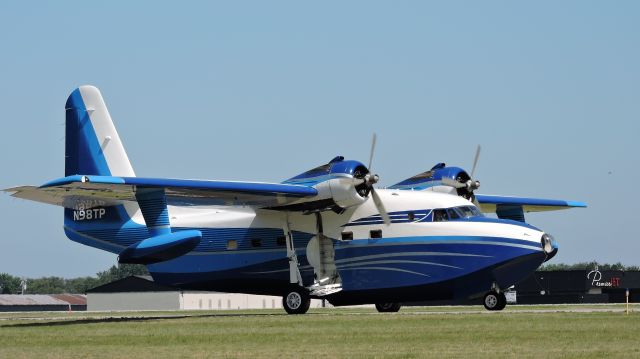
[283,156,371,210]
[389,163,478,201]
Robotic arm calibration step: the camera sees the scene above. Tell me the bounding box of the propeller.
[354,134,390,226]
[470,144,481,179]
[441,145,482,206]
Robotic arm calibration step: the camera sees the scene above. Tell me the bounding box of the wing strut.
[283,214,303,286]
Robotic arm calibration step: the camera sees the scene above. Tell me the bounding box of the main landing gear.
[375,302,402,313]
[283,286,311,315]
[483,291,507,311]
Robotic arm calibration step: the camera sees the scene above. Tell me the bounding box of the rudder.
[65,86,135,177]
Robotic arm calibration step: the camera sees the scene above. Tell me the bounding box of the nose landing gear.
[483,291,507,311]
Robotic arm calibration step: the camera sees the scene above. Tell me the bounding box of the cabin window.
[433,209,448,222]
[407,212,415,221]
[251,238,262,248]
[341,231,353,241]
[276,236,286,246]
[370,229,382,239]
[226,240,238,250]
[447,208,460,220]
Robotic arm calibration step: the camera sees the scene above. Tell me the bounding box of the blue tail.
[63,86,143,252]
[65,86,135,177]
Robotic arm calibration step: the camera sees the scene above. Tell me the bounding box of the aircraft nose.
[541,233,558,261]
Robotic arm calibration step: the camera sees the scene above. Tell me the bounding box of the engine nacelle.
[283,156,371,210]
[389,163,475,200]
[328,176,367,208]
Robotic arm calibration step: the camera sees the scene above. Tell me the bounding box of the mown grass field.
[1,305,638,358]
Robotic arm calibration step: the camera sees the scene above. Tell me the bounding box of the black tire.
[495,292,507,311]
[283,287,311,315]
[375,302,402,313]
[483,291,500,311]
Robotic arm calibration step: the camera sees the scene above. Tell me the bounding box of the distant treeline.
[538,261,640,271]
[0,264,148,294]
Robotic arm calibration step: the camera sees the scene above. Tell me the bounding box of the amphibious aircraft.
[4,86,586,314]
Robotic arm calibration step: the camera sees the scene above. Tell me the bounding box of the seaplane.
[4,86,586,314]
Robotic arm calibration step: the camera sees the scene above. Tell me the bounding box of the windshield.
[432,206,483,222]
[456,205,483,218]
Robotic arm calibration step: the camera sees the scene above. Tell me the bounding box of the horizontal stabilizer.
[4,175,318,209]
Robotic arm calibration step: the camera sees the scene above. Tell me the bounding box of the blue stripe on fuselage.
[146,236,543,292]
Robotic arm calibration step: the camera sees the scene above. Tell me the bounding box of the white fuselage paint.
[163,189,545,250]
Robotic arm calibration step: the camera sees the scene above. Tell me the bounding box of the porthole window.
[408,212,415,221]
[227,240,238,250]
[370,229,382,239]
[251,238,262,248]
[341,231,353,241]
[276,236,286,246]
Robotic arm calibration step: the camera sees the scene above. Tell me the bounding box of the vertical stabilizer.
[63,86,141,234]
[65,86,135,177]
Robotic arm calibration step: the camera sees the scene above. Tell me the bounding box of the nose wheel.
[483,291,507,311]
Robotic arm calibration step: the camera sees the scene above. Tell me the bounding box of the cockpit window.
[458,205,482,218]
[433,206,482,222]
[456,206,474,218]
[446,208,460,220]
[433,209,448,222]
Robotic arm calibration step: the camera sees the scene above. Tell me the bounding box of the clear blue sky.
[1,2,637,277]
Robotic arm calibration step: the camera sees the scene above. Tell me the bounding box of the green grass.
[1,306,638,358]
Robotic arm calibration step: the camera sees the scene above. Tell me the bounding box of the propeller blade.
[371,188,390,226]
[470,145,481,178]
[368,133,377,170]
[472,195,481,209]
[441,177,466,188]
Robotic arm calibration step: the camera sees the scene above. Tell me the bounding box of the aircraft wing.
[476,194,587,214]
[4,175,318,209]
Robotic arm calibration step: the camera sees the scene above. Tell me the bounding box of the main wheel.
[496,292,507,311]
[283,287,311,315]
[375,302,402,313]
[483,291,506,311]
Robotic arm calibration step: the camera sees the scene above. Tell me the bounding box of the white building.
[86,276,328,311]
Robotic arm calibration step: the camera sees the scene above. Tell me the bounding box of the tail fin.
[65,86,135,177]
[63,86,141,236]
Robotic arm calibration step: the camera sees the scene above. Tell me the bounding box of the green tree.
[0,273,21,294]
[1,264,149,294]
[539,261,640,271]
[95,263,149,286]
[65,276,100,293]
[25,277,66,294]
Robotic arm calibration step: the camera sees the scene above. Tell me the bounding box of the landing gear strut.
[283,286,311,315]
[483,291,506,311]
[375,302,402,313]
